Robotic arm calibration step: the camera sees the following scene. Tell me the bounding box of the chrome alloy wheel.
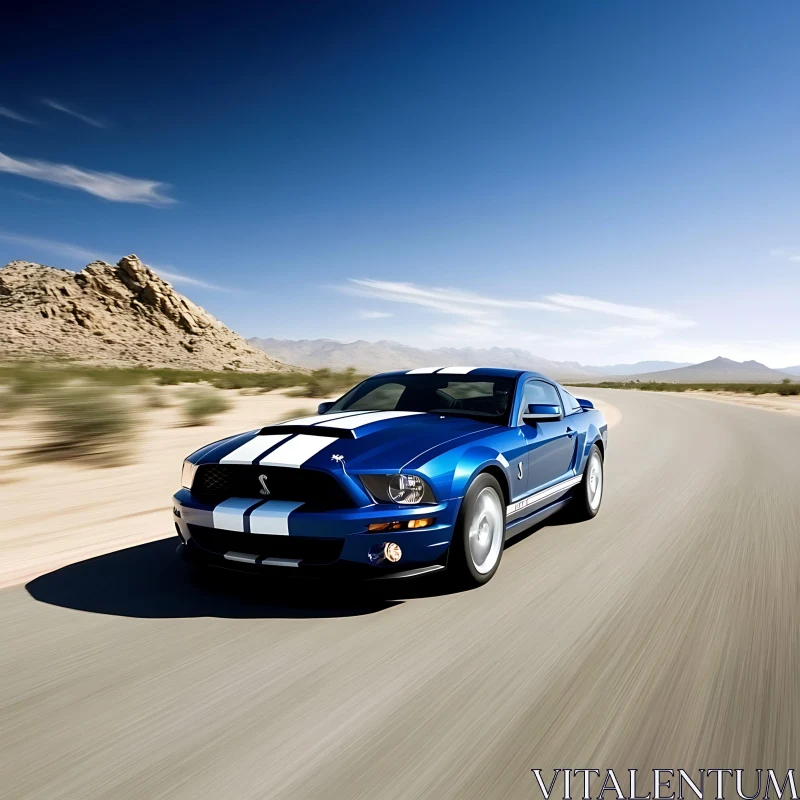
[587,451,603,511]
[468,487,504,574]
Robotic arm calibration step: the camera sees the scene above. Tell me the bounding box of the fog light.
[384,542,402,563]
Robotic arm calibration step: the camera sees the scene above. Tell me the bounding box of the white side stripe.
[317,410,422,430]
[405,367,442,374]
[249,501,304,535]
[437,365,477,374]
[220,433,291,464]
[212,498,257,532]
[507,474,583,516]
[259,434,337,467]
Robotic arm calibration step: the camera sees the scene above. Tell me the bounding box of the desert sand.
[0,388,325,589]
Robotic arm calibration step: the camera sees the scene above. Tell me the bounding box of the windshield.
[327,374,515,424]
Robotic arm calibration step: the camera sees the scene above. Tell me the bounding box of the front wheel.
[568,444,604,520]
[449,473,506,588]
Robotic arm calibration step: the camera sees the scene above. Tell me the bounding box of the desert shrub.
[0,362,66,399]
[0,384,22,417]
[571,381,799,396]
[290,368,358,398]
[31,385,137,466]
[0,361,364,397]
[139,384,170,409]
[279,406,315,421]
[182,387,231,426]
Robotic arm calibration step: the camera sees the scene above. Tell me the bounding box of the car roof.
[371,367,549,380]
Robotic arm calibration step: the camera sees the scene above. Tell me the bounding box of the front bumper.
[172,489,460,577]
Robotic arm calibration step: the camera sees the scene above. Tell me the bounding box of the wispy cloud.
[0,188,52,202]
[0,105,37,125]
[0,232,104,262]
[770,247,800,262]
[42,99,106,129]
[0,151,175,205]
[357,309,393,319]
[343,278,567,324]
[146,263,234,292]
[545,293,696,329]
[0,232,230,292]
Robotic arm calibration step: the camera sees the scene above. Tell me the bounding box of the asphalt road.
[2,389,799,799]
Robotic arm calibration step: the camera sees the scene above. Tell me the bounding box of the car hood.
[203,411,499,472]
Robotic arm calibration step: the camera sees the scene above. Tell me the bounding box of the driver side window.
[518,380,562,425]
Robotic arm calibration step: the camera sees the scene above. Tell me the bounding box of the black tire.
[567,444,604,521]
[449,473,506,588]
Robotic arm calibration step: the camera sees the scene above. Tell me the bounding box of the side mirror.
[317,401,334,414]
[522,403,563,424]
[577,398,594,410]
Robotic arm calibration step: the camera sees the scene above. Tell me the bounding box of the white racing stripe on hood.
[212,498,258,532]
[259,434,338,467]
[437,366,477,374]
[279,410,365,426]
[405,367,442,374]
[249,501,304,535]
[220,433,291,464]
[316,410,422,430]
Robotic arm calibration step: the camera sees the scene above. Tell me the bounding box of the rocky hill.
[0,255,293,372]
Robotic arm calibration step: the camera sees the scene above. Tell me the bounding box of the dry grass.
[28,384,137,467]
[181,387,232,426]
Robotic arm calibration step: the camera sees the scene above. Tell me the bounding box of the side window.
[561,388,582,415]
[518,380,562,424]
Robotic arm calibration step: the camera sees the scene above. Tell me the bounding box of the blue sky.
[2,0,800,366]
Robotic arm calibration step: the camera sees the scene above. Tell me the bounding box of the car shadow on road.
[25,537,408,620]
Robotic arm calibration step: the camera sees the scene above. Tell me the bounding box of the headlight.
[359,474,436,505]
[181,459,198,490]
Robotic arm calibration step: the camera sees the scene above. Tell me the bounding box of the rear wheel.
[568,444,604,520]
[449,473,506,587]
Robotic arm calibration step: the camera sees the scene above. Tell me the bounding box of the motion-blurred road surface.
[1,389,798,799]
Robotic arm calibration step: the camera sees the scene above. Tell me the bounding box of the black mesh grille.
[191,465,355,509]
[188,525,344,564]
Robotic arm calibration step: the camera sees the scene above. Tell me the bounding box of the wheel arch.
[450,445,511,508]
[577,422,604,472]
[478,465,510,507]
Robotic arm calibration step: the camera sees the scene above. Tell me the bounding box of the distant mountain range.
[630,356,793,383]
[249,338,799,383]
[248,337,692,379]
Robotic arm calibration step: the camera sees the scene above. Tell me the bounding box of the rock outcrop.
[0,255,293,372]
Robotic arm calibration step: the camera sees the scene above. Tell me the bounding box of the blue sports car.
[174,367,607,587]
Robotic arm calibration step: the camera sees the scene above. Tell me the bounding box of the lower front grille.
[188,525,344,565]
[191,464,354,510]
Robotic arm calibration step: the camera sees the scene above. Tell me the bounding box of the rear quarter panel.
[573,408,607,474]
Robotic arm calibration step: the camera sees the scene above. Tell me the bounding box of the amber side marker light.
[367,518,435,533]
